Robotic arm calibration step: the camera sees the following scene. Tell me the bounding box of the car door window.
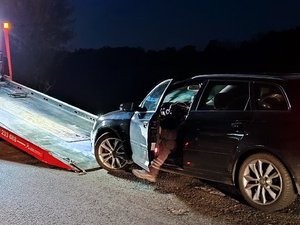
[198,81,250,111]
[140,79,172,112]
[254,83,288,110]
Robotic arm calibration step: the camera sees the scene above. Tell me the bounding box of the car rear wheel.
[238,153,297,211]
[94,132,128,171]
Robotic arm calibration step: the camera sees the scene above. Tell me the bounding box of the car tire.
[238,153,297,211]
[94,132,128,171]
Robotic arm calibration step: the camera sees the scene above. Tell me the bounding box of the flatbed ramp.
[0,79,99,172]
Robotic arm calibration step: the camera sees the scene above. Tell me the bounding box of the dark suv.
[91,74,300,211]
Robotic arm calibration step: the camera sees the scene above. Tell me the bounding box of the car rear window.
[254,83,288,111]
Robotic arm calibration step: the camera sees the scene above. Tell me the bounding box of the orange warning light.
[3,22,10,29]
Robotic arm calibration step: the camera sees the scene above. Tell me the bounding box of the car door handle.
[143,121,148,128]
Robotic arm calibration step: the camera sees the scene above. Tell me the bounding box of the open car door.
[130,79,172,171]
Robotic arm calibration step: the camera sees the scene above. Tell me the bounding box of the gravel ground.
[154,173,300,225]
[109,167,300,225]
[0,141,300,225]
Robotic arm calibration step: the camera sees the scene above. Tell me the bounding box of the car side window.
[140,80,171,111]
[254,83,288,110]
[198,81,250,111]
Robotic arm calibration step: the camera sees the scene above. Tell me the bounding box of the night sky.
[72,0,300,50]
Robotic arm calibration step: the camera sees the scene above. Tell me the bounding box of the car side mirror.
[119,102,136,111]
[119,102,147,112]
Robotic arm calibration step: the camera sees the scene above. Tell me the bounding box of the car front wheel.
[238,153,297,211]
[94,132,128,171]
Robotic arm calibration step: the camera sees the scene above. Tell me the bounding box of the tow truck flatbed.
[0,79,99,172]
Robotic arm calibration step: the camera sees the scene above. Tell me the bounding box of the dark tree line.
[202,27,300,73]
[43,27,300,114]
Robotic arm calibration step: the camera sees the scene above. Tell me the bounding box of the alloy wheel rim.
[242,159,283,205]
[99,137,127,169]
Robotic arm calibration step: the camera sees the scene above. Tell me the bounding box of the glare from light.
[3,22,10,29]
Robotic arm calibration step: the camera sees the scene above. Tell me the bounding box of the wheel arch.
[94,126,132,159]
[95,127,122,143]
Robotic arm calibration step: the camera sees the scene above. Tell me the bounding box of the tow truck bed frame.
[0,79,99,172]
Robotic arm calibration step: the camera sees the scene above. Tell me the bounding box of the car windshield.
[163,85,200,105]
